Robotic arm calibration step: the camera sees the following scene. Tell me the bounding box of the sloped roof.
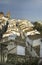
[28,34,42,40]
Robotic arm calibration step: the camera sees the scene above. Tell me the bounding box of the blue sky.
[0,0,42,21]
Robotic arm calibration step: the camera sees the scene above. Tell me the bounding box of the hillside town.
[0,12,42,65]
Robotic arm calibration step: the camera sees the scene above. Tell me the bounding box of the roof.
[25,30,40,36]
[28,34,42,40]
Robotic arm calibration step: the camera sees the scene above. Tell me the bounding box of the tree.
[33,22,42,33]
[0,21,9,39]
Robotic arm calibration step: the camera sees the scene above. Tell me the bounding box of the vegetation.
[7,54,39,65]
[0,21,9,39]
[33,22,42,33]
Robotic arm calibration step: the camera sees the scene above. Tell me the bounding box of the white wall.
[7,42,16,54]
[26,37,33,45]
[17,45,25,55]
[26,37,41,47]
[33,39,41,47]
[7,42,25,55]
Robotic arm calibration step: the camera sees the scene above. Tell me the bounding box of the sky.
[0,0,42,21]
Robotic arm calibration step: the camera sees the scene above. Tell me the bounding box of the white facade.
[26,37,41,57]
[7,42,16,54]
[26,37,41,47]
[7,42,25,56]
[33,39,41,47]
[17,45,25,55]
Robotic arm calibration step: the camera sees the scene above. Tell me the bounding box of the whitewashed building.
[26,33,42,57]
